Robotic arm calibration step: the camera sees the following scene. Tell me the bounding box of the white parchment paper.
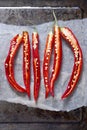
[0,18,87,112]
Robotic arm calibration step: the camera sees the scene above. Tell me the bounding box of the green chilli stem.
[53,10,58,26]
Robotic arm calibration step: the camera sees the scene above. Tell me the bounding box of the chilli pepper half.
[49,12,62,97]
[22,31,31,97]
[32,31,41,101]
[61,27,83,99]
[5,34,26,92]
[43,31,54,98]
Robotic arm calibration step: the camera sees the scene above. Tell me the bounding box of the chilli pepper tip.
[45,88,50,98]
[61,94,66,100]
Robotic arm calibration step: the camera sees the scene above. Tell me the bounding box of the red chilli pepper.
[61,27,83,99]
[50,24,62,97]
[5,34,26,92]
[43,31,54,98]
[32,31,41,101]
[22,31,31,97]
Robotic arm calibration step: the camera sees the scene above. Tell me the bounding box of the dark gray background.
[0,0,87,130]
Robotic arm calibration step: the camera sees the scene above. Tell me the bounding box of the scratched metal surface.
[0,7,82,25]
[0,4,86,130]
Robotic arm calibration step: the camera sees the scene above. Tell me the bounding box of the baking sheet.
[0,18,86,111]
